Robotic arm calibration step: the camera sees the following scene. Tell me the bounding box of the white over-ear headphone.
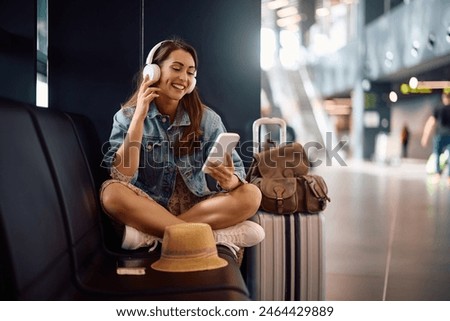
[143,40,197,94]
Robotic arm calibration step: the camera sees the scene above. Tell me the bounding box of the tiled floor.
[314,159,450,301]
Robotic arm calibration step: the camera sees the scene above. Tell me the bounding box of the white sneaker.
[214,221,265,249]
[121,225,161,251]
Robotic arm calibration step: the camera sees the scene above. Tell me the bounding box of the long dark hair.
[122,39,204,157]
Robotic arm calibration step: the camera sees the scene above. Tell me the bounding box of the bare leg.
[102,182,261,237]
[101,182,184,238]
[178,183,262,230]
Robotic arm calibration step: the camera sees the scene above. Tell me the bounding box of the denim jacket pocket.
[177,157,214,196]
[139,136,168,186]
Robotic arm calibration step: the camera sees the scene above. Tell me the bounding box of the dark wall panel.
[143,0,261,163]
[48,0,141,144]
[0,0,36,104]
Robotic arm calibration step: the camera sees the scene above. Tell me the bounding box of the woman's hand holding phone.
[205,153,240,191]
[202,133,241,191]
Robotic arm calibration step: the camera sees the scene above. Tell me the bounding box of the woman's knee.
[237,183,262,212]
[101,182,126,214]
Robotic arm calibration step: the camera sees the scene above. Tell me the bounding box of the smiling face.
[157,49,196,102]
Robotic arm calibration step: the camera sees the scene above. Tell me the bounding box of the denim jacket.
[102,102,246,207]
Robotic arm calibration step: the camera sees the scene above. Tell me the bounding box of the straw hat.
[151,223,228,272]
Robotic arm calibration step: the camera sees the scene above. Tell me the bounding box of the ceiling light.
[277,14,301,28]
[277,6,298,18]
[385,51,394,60]
[316,7,330,17]
[389,91,398,103]
[384,51,394,67]
[267,0,289,10]
[362,79,371,91]
[409,77,418,89]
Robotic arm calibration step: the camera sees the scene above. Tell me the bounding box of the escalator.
[263,64,335,165]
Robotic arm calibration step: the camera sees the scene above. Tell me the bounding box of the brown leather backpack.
[246,142,330,214]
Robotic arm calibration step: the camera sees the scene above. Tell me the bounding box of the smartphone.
[201,133,240,174]
[116,258,147,275]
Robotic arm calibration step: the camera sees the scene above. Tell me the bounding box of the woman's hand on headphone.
[135,75,161,120]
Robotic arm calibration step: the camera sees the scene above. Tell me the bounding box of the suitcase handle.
[252,117,287,155]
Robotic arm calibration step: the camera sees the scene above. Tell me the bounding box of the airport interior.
[1,0,449,301]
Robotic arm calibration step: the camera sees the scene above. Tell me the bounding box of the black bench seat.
[0,97,249,300]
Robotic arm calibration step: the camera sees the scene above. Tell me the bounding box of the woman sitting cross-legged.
[100,39,264,257]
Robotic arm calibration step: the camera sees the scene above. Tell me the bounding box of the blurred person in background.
[421,91,450,185]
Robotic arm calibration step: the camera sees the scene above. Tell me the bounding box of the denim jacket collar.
[147,102,191,127]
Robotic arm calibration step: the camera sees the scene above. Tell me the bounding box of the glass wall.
[37,0,48,107]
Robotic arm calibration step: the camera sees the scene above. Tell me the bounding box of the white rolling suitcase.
[245,117,325,301]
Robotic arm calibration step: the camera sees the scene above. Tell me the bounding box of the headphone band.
[145,40,169,65]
